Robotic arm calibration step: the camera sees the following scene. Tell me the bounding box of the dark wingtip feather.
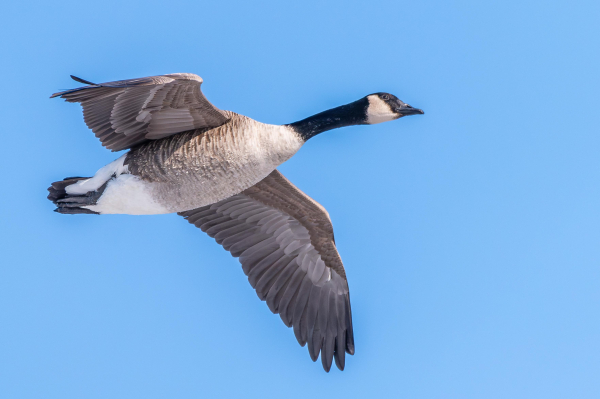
[321,349,333,372]
[346,338,355,356]
[334,335,346,371]
[345,296,355,355]
[321,336,335,372]
[50,76,98,98]
[334,353,345,371]
[307,334,320,362]
[49,87,81,99]
[70,75,96,85]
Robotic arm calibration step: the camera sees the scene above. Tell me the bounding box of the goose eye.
[381,94,390,100]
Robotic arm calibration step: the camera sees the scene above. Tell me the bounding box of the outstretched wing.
[51,73,230,151]
[178,170,354,372]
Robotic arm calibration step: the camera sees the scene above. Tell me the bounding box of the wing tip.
[49,87,87,99]
[70,75,97,85]
[50,75,98,99]
[346,343,355,356]
[165,72,203,83]
[334,355,345,371]
[49,89,76,99]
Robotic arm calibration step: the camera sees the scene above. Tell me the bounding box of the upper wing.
[51,73,230,151]
[178,170,354,372]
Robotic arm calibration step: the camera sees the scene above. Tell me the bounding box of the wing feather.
[178,169,353,371]
[51,73,230,151]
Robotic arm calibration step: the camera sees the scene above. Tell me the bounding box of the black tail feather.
[48,177,105,215]
[47,177,87,202]
[54,206,99,215]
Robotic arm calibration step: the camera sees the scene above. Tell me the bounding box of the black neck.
[286,98,369,141]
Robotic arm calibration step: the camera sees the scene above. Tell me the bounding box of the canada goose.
[48,73,423,371]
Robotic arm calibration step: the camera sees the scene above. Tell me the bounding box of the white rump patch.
[65,154,129,195]
[64,153,169,215]
[366,95,397,124]
[83,174,170,215]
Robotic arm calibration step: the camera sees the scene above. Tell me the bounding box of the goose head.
[364,93,424,124]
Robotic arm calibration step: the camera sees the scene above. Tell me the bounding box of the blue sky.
[1,0,599,397]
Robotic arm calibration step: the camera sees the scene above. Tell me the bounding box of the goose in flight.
[47,73,424,371]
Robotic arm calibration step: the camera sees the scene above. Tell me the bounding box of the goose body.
[66,112,303,214]
[48,73,423,371]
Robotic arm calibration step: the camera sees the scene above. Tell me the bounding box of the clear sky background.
[1,0,599,398]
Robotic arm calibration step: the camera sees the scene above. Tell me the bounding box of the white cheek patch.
[366,96,397,124]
